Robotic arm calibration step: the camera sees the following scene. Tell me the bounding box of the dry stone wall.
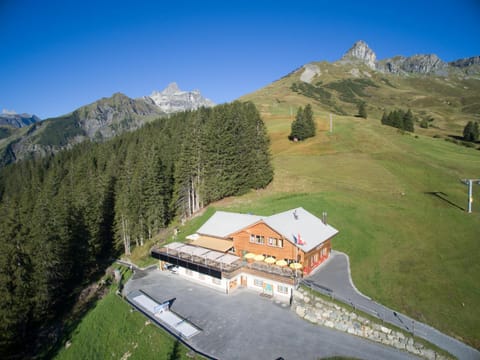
[292,288,451,360]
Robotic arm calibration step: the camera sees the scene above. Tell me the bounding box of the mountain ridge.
[144,82,215,113]
[241,40,480,140]
[0,111,41,128]
[340,40,479,76]
[0,84,214,166]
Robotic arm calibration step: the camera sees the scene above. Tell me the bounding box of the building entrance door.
[241,276,247,287]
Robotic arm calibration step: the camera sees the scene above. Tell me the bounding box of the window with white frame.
[267,237,284,248]
[255,235,264,245]
[254,279,263,287]
[277,284,289,294]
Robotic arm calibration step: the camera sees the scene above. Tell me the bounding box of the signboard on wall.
[263,283,273,296]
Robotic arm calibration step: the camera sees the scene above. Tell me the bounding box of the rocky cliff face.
[0,112,41,128]
[449,56,480,75]
[340,40,377,69]
[377,54,448,75]
[339,40,479,76]
[145,82,215,114]
[75,92,164,138]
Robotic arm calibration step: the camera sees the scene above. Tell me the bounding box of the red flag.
[298,233,305,245]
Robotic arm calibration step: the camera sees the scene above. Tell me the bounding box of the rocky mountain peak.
[162,82,180,95]
[341,40,377,69]
[0,111,41,128]
[146,83,215,114]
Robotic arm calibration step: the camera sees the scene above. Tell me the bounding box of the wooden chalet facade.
[152,207,338,299]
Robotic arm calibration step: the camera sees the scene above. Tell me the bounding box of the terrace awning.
[190,236,234,253]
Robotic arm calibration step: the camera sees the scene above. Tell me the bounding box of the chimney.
[322,211,328,225]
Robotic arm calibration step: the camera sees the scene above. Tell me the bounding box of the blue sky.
[1,0,479,119]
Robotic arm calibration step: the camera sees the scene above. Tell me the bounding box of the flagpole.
[295,239,298,286]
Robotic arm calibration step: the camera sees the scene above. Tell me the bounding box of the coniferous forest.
[0,101,272,358]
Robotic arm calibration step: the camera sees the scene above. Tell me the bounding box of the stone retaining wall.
[292,288,451,360]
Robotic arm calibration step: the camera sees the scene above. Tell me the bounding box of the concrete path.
[304,250,480,360]
[125,269,419,360]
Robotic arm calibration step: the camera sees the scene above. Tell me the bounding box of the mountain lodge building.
[152,207,338,300]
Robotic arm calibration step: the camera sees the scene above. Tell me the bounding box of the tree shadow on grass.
[425,191,465,212]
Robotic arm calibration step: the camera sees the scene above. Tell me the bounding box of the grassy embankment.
[158,103,479,348]
[54,267,200,360]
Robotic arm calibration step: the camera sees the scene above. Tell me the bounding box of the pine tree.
[392,110,404,130]
[403,109,415,132]
[381,111,388,125]
[463,121,479,142]
[357,102,367,119]
[303,104,316,138]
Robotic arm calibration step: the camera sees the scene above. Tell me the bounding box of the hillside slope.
[229,46,480,348]
[242,62,480,138]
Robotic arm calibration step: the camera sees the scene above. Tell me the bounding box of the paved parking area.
[124,269,417,360]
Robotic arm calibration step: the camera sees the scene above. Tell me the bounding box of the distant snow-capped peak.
[145,82,215,114]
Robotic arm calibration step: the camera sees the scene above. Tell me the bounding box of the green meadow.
[55,279,198,360]
[75,71,479,353]
[118,100,479,351]
[193,110,480,348]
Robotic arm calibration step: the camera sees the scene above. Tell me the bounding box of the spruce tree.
[357,102,367,119]
[403,109,415,132]
[303,104,316,138]
[463,121,479,142]
[381,111,388,125]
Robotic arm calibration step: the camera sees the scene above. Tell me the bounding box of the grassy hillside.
[241,61,480,138]
[127,66,480,348]
[199,95,479,347]
[54,274,198,360]
[114,64,480,350]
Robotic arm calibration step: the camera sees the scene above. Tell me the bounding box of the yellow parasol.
[264,257,276,264]
[254,254,265,261]
[244,253,256,259]
[289,262,303,270]
[275,259,287,267]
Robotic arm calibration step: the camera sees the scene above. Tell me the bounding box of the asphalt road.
[125,269,418,360]
[305,250,480,360]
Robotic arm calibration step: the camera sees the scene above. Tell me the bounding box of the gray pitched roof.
[196,207,338,252]
[196,211,262,238]
[264,207,338,252]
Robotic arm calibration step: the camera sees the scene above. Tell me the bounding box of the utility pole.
[461,179,480,213]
